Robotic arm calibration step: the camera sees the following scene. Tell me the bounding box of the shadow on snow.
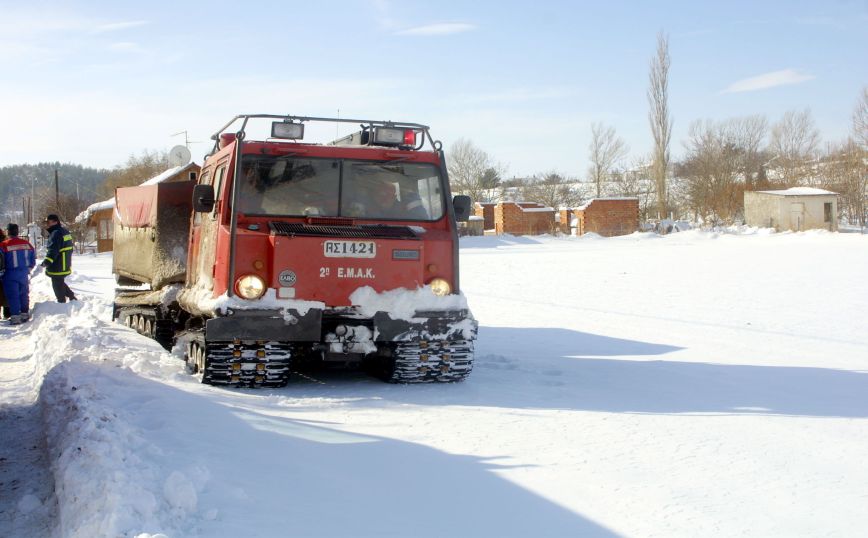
[41,360,616,538]
[285,326,868,419]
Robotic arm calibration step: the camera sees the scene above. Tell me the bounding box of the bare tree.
[29,184,87,226]
[676,117,771,224]
[648,31,673,220]
[820,139,866,226]
[446,139,504,203]
[854,86,868,149]
[769,109,821,186]
[521,172,583,209]
[729,115,769,189]
[609,155,656,221]
[678,120,745,224]
[588,122,629,197]
[101,149,170,197]
[849,88,868,227]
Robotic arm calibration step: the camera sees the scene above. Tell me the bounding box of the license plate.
[323,240,376,258]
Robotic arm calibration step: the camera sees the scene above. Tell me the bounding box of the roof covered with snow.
[576,197,639,210]
[520,207,556,213]
[139,162,198,186]
[756,187,837,196]
[74,197,115,224]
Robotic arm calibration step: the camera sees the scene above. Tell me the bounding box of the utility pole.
[54,169,60,214]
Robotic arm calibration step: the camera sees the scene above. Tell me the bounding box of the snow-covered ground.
[1,229,867,538]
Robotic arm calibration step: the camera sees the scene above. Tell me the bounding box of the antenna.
[172,130,190,148]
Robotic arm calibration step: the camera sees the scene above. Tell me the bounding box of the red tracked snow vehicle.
[113,114,477,387]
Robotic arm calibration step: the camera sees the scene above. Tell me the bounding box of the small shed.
[75,198,116,252]
[744,188,837,232]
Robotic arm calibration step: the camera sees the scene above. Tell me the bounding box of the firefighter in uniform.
[0,223,36,324]
[0,227,8,319]
[41,214,77,303]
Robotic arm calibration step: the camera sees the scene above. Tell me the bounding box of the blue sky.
[0,0,865,178]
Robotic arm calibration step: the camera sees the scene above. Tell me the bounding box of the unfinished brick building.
[474,202,496,230]
[494,202,557,235]
[572,198,639,236]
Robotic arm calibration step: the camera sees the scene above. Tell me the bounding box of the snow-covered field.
[1,229,867,538]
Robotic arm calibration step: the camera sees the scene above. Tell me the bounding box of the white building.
[744,188,837,232]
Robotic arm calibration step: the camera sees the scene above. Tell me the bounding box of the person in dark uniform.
[0,223,36,324]
[41,214,77,303]
[0,227,8,319]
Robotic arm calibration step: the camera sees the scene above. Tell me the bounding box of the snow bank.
[38,354,216,538]
[25,270,197,537]
[40,362,167,537]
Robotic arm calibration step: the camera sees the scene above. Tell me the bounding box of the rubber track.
[117,307,174,350]
[388,339,474,383]
[194,335,292,388]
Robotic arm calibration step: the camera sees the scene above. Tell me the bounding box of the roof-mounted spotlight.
[271,121,304,140]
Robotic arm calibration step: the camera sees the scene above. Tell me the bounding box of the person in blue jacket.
[40,214,77,303]
[0,227,8,319]
[0,223,36,324]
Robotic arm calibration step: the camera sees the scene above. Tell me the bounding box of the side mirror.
[192,184,215,212]
[452,195,472,222]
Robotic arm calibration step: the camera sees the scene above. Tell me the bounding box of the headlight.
[428,278,451,296]
[235,274,266,299]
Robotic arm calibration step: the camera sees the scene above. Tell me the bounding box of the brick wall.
[558,209,575,235]
[494,202,557,235]
[574,198,639,237]
[474,202,496,230]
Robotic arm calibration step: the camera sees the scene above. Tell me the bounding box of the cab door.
[188,164,227,291]
[186,168,210,286]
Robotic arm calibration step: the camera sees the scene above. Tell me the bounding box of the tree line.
[0,150,170,226]
[0,162,108,226]
[448,33,868,228]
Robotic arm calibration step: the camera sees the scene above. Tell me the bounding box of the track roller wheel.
[185,341,207,383]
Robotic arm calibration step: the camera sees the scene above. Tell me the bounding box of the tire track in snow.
[0,328,59,538]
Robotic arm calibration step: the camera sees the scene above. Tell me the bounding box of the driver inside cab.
[366,177,428,220]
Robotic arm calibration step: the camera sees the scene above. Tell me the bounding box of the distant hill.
[0,162,109,221]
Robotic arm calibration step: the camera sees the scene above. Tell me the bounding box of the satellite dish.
[168,145,192,167]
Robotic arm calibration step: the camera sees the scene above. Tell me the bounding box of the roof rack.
[208,114,441,156]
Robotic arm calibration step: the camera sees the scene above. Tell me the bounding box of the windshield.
[236,157,445,220]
